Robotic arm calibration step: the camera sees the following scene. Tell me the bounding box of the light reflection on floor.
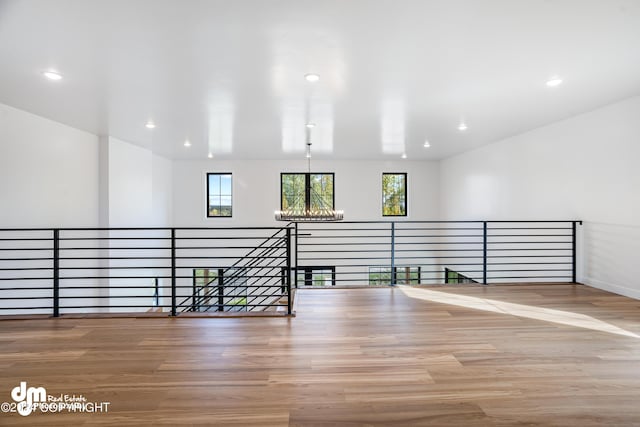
[398,285,639,339]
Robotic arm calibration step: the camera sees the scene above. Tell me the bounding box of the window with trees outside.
[369,266,420,285]
[296,267,335,287]
[207,173,232,217]
[281,173,334,212]
[382,173,407,216]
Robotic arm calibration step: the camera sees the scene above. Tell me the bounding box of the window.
[207,173,232,217]
[395,266,421,285]
[369,266,420,285]
[382,173,407,216]
[369,267,392,285]
[281,173,334,211]
[295,267,336,287]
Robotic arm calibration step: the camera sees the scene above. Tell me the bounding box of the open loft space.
[1,0,640,425]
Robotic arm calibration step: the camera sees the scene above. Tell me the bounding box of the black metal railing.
[184,226,292,313]
[0,221,581,317]
[0,227,293,317]
[293,221,582,287]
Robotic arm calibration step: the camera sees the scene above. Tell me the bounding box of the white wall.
[98,136,173,312]
[172,159,440,226]
[0,103,100,314]
[100,136,173,228]
[107,137,153,226]
[172,159,440,292]
[0,102,99,227]
[4,96,640,303]
[0,106,176,314]
[151,153,173,227]
[440,95,640,298]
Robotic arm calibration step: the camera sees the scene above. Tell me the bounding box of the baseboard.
[584,276,640,300]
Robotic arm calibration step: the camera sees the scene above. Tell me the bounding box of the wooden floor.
[1,284,640,426]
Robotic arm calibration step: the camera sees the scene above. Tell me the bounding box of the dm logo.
[11,381,46,416]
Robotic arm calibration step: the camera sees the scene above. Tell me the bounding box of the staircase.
[180,226,292,314]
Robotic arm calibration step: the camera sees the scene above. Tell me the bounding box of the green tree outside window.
[382,173,407,216]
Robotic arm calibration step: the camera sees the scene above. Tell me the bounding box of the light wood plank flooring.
[1,284,640,426]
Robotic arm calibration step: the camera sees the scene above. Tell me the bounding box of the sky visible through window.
[208,173,232,217]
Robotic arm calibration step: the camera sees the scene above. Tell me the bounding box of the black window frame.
[280,172,335,211]
[369,266,393,286]
[206,172,233,218]
[382,172,407,217]
[369,265,421,285]
[294,266,336,287]
[394,265,421,285]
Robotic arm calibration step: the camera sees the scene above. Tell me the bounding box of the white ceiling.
[1,0,639,160]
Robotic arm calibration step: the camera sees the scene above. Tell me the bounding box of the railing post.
[281,267,286,294]
[171,228,176,316]
[53,229,60,317]
[192,271,197,312]
[572,221,577,283]
[154,277,159,307]
[217,268,224,312]
[390,222,396,286]
[483,222,488,285]
[294,222,299,289]
[286,227,292,315]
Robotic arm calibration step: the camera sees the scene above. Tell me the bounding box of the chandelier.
[274,207,344,222]
[275,126,344,222]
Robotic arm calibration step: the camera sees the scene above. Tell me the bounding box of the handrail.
[222,238,287,298]
[182,234,288,311]
[197,238,287,312]
[294,220,582,286]
[0,226,295,317]
[214,236,287,303]
[236,245,288,312]
[190,230,290,312]
[181,225,291,311]
[290,220,582,226]
[0,221,580,317]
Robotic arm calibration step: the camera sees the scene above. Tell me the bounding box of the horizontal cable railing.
[0,221,580,316]
[293,221,581,287]
[185,227,290,313]
[0,227,292,317]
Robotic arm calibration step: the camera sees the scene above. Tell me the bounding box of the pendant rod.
[306,126,312,173]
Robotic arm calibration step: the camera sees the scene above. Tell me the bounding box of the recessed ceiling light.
[546,77,563,87]
[184,140,191,147]
[306,123,316,128]
[208,153,213,159]
[42,70,62,81]
[458,122,468,132]
[145,121,156,129]
[423,140,431,148]
[401,153,407,159]
[305,73,320,82]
